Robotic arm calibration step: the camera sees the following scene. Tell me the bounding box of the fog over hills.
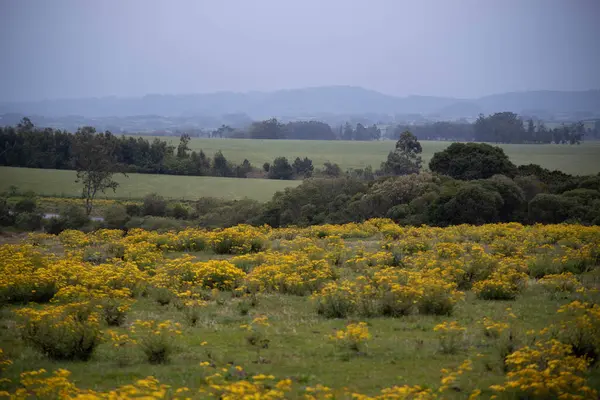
[1,86,599,120]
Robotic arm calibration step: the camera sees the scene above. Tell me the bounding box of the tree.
[268,157,294,180]
[342,123,354,141]
[72,127,124,215]
[176,134,191,158]
[249,118,285,139]
[292,157,314,178]
[379,131,422,176]
[429,142,516,180]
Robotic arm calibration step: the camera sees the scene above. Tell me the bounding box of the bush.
[125,216,190,232]
[14,197,37,213]
[132,319,182,364]
[17,303,102,361]
[143,193,167,216]
[170,203,190,220]
[104,205,130,229]
[60,205,89,229]
[125,203,142,216]
[0,197,14,226]
[528,193,581,224]
[44,217,68,235]
[15,212,43,231]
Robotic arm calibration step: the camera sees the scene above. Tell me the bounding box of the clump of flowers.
[16,302,102,361]
[329,322,371,353]
[433,321,467,354]
[490,339,597,399]
[538,272,581,297]
[105,330,137,366]
[99,298,133,327]
[241,315,271,363]
[472,269,527,300]
[481,316,510,339]
[130,319,182,364]
[439,359,473,393]
[556,301,600,361]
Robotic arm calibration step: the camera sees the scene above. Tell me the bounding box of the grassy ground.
[1,222,600,398]
[0,166,300,201]
[138,137,600,176]
[0,288,577,396]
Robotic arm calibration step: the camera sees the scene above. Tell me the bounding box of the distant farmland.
[132,137,600,176]
[0,167,301,201]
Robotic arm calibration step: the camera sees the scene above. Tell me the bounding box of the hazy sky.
[1,0,599,101]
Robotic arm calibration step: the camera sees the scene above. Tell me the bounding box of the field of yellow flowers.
[0,220,599,399]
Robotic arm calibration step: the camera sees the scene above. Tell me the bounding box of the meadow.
[140,137,600,176]
[1,221,599,398]
[0,166,301,202]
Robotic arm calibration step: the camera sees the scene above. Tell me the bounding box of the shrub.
[473,270,527,300]
[60,205,90,229]
[556,301,600,361]
[100,298,132,327]
[433,321,466,354]
[125,203,142,216]
[44,216,67,234]
[104,205,130,229]
[538,273,581,297]
[170,203,190,220]
[16,302,102,361]
[329,322,370,353]
[313,281,357,318]
[528,193,581,224]
[490,340,597,399]
[131,319,182,364]
[15,212,43,231]
[143,193,167,217]
[0,197,14,226]
[14,197,37,213]
[192,260,245,290]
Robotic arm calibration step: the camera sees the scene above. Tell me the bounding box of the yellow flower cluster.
[329,322,371,352]
[490,339,598,399]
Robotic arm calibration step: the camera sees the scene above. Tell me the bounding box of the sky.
[0,0,599,101]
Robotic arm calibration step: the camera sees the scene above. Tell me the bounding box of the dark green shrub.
[143,193,167,216]
[528,194,581,224]
[15,212,43,231]
[60,205,89,229]
[44,217,67,234]
[170,203,190,220]
[104,205,130,229]
[14,197,37,213]
[125,203,142,216]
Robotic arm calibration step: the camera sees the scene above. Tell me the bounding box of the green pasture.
[0,167,300,202]
[134,137,600,176]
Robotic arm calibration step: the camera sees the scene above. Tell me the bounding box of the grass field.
[0,166,300,201]
[138,137,600,176]
[1,223,599,397]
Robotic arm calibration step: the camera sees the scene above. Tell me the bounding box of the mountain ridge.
[1,86,599,119]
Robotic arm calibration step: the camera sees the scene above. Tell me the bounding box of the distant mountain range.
[1,86,599,119]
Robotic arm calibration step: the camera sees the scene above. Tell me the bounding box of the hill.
[1,86,599,120]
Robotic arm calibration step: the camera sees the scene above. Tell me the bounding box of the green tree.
[292,157,314,178]
[176,134,191,158]
[268,157,294,180]
[72,127,125,215]
[429,142,516,180]
[249,118,285,139]
[379,131,422,176]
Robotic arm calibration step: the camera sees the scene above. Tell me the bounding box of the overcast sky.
[1,0,599,101]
